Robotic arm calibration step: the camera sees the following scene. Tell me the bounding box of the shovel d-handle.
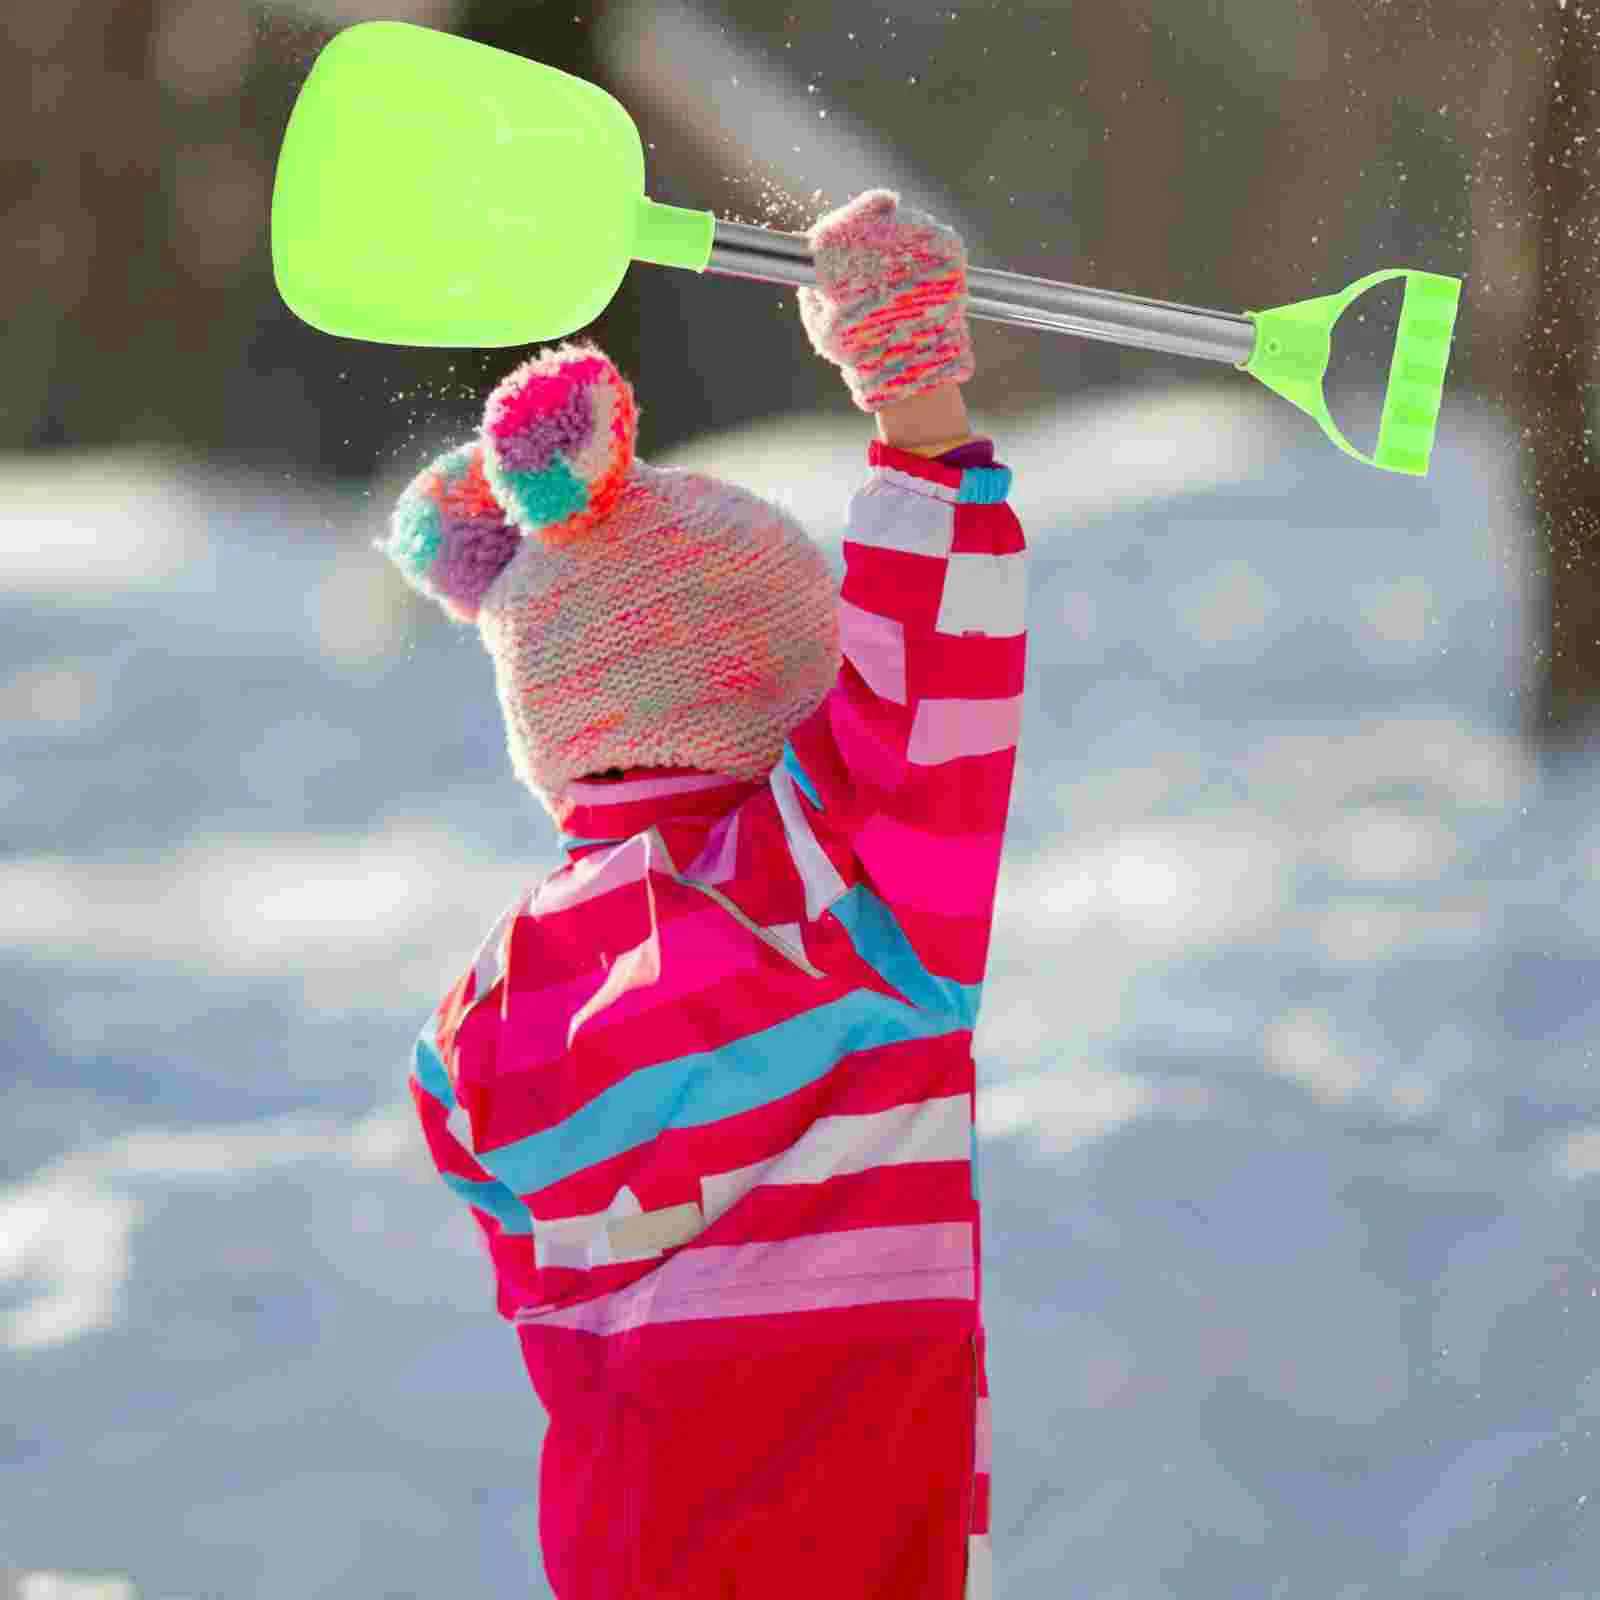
[1241,268,1463,478]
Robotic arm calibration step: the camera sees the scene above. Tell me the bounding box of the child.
[381,188,1027,1600]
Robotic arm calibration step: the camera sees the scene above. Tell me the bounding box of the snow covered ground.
[3,376,1598,1599]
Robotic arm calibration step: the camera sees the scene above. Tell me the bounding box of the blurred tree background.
[4,0,1597,747]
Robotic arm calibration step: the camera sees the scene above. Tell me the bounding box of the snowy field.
[3,376,1598,1599]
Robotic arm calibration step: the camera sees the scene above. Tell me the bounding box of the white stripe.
[839,599,908,705]
[870,462,964,505]
[566,933,660,1046]
[531,1182,642,1271]
[467,893,525,999]
[699,1094,971,1224]
[457,891,529,1032]
[531,1211,606,1271]
[533,832,649,915]
[846,477,955,557]
[770,760,849,923]
[935,551,1028,639]
[532,1209,610,1271]
[445,1099,474,1153]
[532,1186,707,1270]
[975,1396,992,1473]
[965,1534,993,1600]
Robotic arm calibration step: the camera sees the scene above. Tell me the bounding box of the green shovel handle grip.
[1239,268,1463,477]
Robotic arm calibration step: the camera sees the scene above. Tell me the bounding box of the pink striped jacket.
[409,437,1027,1600]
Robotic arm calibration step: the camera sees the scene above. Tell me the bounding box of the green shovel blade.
[270,19,712,346]
[1241,268,1463,476]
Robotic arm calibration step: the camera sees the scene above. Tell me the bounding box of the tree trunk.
[1524,3,1600,748]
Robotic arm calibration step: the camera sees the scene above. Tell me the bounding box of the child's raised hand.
[798,188,976,415]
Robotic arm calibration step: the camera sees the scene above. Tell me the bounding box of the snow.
[4,376,1598,1598]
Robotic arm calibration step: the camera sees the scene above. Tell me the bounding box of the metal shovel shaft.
[707,218,1259,367]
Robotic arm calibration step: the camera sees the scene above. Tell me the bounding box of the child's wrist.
[895,434,981,458]
[874,381,972,449]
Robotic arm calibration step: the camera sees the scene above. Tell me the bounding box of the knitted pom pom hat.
[377,340,841,829]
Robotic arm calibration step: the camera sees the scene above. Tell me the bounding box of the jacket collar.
[555,767,762,860]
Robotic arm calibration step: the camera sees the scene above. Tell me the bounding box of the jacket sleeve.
[778,438,1028,1014]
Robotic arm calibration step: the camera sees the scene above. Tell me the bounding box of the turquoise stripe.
[441,1170,534,1235]
[782,739,822,810]
[957,465,1012,504]
[472,987,964,1198]
[560,833,628,850]
[413,1035,533,1236]
[828,882,982,1028]
[414,1031,455,1109]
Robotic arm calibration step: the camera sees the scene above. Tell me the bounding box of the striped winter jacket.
[409,436,1027,1600]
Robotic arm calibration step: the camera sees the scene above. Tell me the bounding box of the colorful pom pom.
[378,442,521,623]
[481,339,639,549]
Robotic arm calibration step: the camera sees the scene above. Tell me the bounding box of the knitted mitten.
[798,188,976,414]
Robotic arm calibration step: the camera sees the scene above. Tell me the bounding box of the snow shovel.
[270,19,1463,477]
